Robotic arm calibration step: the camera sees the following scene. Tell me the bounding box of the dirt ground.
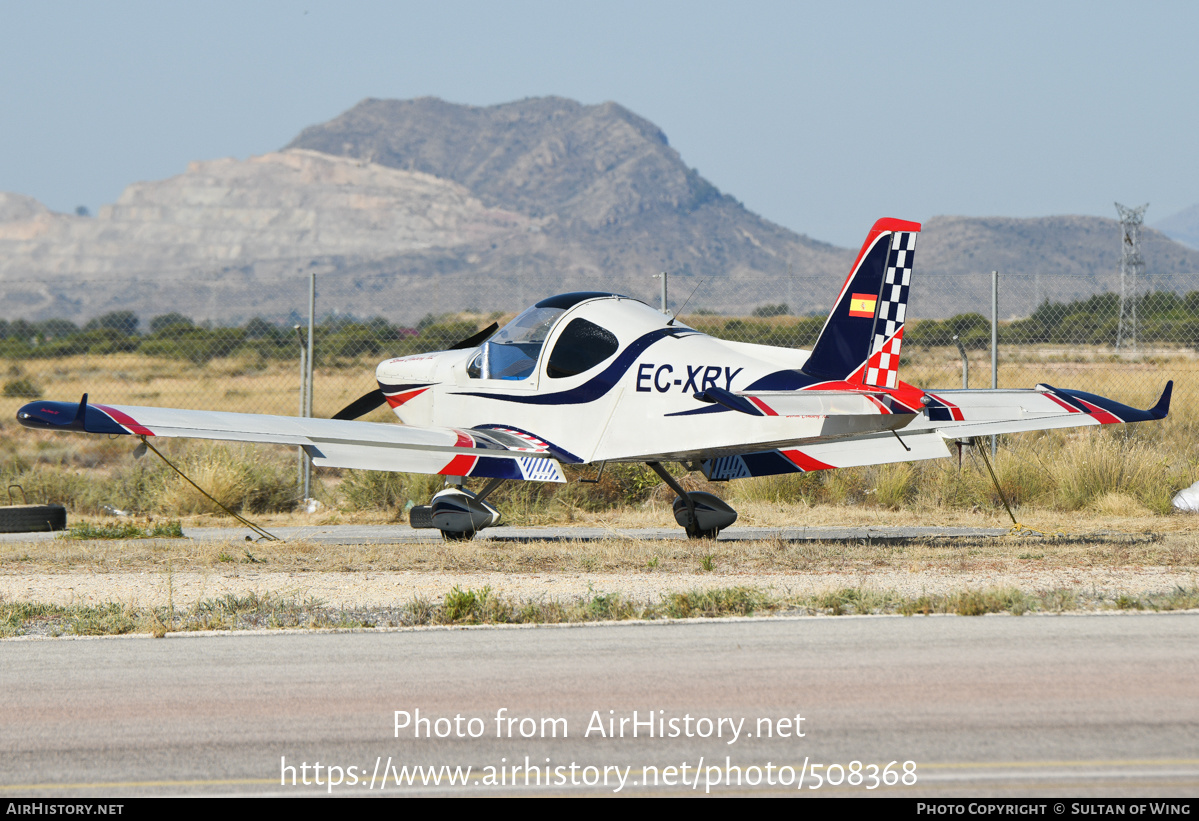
[2,505,1197,610]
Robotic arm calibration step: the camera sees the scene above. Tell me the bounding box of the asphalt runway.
[2,614,1197,797]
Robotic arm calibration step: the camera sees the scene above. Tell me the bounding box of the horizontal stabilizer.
[696,385,912,418]
[738,389,910,418]
[693,386,768,416]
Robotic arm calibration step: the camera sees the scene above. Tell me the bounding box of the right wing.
[16,396,566,482]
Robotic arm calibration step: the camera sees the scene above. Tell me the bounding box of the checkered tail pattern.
[863,231,916,388]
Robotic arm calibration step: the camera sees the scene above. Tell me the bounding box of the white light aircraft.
[18,219,1171,540]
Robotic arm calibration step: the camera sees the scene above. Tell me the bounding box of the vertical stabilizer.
[802,218,921,386]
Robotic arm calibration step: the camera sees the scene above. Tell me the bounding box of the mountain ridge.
[1154,204,1199,250]
[1,96,1197,324]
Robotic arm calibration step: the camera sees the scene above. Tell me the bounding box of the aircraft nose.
[377,354,439,385]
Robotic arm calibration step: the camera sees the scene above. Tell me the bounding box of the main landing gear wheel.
[646,462,738,540]
[671,493,736,540]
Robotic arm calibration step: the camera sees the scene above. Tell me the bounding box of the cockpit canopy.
[466,292,624,381]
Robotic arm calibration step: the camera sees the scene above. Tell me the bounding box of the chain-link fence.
[0,271,1190,426]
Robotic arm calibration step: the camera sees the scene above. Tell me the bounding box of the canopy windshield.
[467,305,565,380]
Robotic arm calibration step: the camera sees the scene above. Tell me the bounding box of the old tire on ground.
[0,504,67,533]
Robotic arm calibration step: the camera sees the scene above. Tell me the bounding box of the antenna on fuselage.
[667,277,704,326]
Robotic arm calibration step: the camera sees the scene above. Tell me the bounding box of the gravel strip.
[3,566,1197,608]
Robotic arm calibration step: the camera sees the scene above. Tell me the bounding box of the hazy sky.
[2,0,1196,248]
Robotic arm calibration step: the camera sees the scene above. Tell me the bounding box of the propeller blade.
[332,389,386,421]
[330,323,497,421]
[449,322,499,350]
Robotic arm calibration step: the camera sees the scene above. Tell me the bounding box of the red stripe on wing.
[440,455,479,476]
[1074,399,1121,425]
[781,450,834,472]
[748,397,778,416]
[1044,394,1083,414]
[926,393,964,421]
[93,404,154,436]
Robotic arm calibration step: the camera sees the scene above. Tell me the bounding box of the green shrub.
[2,378,42,398]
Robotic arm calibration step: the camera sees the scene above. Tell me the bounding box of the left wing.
[16,396,567,482]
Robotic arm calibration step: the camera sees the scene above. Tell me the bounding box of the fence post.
[991,270,998,458]
[303,273,316,501]
[294,324,307,498]
[657,271,669,315]
[953,335,968,389]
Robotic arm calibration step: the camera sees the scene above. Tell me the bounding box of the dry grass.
[2,519,1197,576]
[0,352,391,419]
[5,580,1199,637]
[0,433,300,517]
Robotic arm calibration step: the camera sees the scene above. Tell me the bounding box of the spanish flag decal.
[848,292,878,318]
